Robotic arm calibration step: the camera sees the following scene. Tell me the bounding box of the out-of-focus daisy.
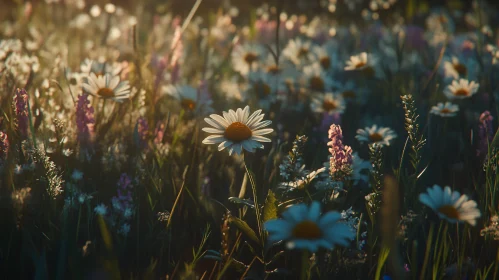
[430,102,459,117]
[356,125,397,146]
[310,93,345,115]
[443,79,479,100]
[282,38,316,67]
[264,201,354,252]
[202,106,273,156]
[302,63,333,92]
[246,71,285,110]
[312,45,337,71]
[344,52,378,77]
[83,73,131,102]
[162,84,213,113]
[443,56,477,80]
[419,185,481,226]
[280,167,326,190]
[231,43,265,76]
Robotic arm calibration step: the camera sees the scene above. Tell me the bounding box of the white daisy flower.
[310,92,345,115]
[202,106,273,156]
[264,201,355,252]
[83,72,131,102]
[312,45,336,71]
[443,56,475,80]
[246,71,286,110]
[280,167,326,190]
[231,43,265,76]
[302,63,334,92]
[443,79,479,100]
[430,102,459,117]
[344,52,377,72]
[282,38,316,67]
[419,185,481,226]
[355,125,397,147]
[162,84,214,113]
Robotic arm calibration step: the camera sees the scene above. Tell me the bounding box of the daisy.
[310,93,345,115]
[231,43,265,76]
[356,125,397,147]
[430,102,459,117]
[246,71,286,110]
[312,45,337,71]
[162,84,214,113]
[344,52,378,77]
[83,72,131,102]
[282,38,316,67]
[443,56,466,80]
[264,201,355,252]
[443,79,479,100]
[202,106,273,156]
[280,167,326,190]
[419,185,481,226]
[302,63,334,92]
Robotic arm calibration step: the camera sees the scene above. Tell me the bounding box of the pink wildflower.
[327,124,353,181]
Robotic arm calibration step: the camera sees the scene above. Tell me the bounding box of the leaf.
[263,190,278,222]
[228,197,254,208]
[228,216,260,245]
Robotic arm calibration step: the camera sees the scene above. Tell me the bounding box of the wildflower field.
[2,0,499,279]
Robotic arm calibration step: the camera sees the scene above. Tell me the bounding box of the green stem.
[243,158,263,243]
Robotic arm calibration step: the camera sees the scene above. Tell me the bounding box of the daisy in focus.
[202,106,273,156]
[264,201,354,252]
[83,72,131,102]
[443,79,479,100]
[310,92,345,115]
[355,125,397,147]
[430,102,459,117]
[419,185,481,226]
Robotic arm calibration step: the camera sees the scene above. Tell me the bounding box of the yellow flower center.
[310,76,325,91]
[438,205,460,220]
[292,220,323,239]
[454,88,469,97]
[267,65,281,74]
[298,47,309,57]
[181,98,196,111]
[355,61,367,69]
[96,87,115,98]
[369,132,384,142]
[453,63,467,76]
[244,52,258,65]
[440,108,451,114]
[320,56,331,69]
[342,90,356,99]
[224,122,252,143]
[322,100,337,111]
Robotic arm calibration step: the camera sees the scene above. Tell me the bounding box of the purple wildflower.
[477,110,494,158]
[135,116,149,150]
[0,131,8,161]
[111,173,134,217]
[327,124,353,181]
[13,88,29,138]
[154,122,166,145]
[76,94,95,147]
